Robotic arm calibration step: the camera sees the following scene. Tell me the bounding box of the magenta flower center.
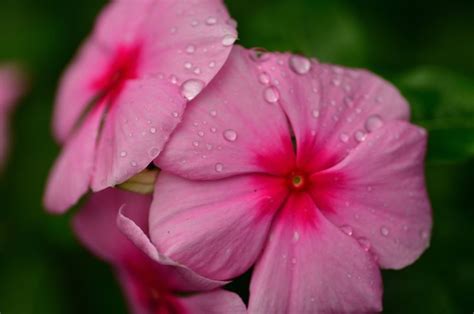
[91,43,142,106]
[288,172,309,191]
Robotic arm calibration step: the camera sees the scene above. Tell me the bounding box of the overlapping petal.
[91,78,185,190]
[156,46,294,179]
[149,171,288,280]
[309,121,432,269]
[74,188,228,291]
[179,290,247,314]
[249,193,382,313]
[44,104,106,213]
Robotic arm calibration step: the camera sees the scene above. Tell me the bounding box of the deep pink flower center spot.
[287,171,309,191]
[91,43,142,106]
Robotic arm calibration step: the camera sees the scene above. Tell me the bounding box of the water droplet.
[120,151,127,158]
[169,75,178,85]
[420,229,429,240]
[293,231,300,242]
[209,109,217,117]
[380,226,390,236]
[223,129,238,142]
[354,130,367,142]
[291,258,297,265]
[358,237,371,251]
[263,86,280,103]
[130,161,137,167]
[150,127,156,134]
[210,127,217,133]
[339,132,349,143]
[184,61,192,69]
[249,47,270,62]
[180,79,205,100]
[198,131,204,137]
[208,61,216,68]
[289,55,311,75]
[192,141,199,147]
[149,147,160,158]
[258,72,271,85]
[186,44,196,54]
[190,19,199,27]
[215,163,223,172]
[205,16,217,25]
[365,115,384,132]
[331,78,341,86]
[193,67,201,75]
[340,225,353,236]
[172,111,179,118]
[311,109,320,118]
[222,34,236,46]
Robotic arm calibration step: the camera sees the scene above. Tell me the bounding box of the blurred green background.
[0,0,473,312]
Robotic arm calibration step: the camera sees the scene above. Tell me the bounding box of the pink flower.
[74,188,246,314]
[45,0,237,213]
[120,46,432,312]
[0,65,24,171]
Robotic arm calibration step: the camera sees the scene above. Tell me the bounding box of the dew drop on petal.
[130,161,137,167]
[150,127,156,134]
[339,132,349,143]
[223,129,238,142]
[291,258,297,265]
[120,151,127,158]
[209,109,217,117]
[222,34,236,47]
[354,130,367,142]
[365,114,384,132]
[210,127,217,133]
[289,55,312,75]
[205,16,217,25]
[180,79,205,100]
[208,61,216,68]
[186,44,196,54]
[198,131,204,137]
[258,72,271,85]
[215,163,223,172]
[263,86,280,103]
[340,225,353,236]
[149,147,160,158]
[172,111,179,118]
[312,109,320,118]
[380,226,390,236]
[249,47,270,62]
[293,231,300,242]
[192,141,199,147]
[357,237,371,251]
[420,229,429,240]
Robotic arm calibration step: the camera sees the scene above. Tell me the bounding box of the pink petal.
[179,290,247,314]
[310,121,432,269]
[138,0,238,88]
[91,78,186,191]
[72,188,151,263]
[249,193,382,313]
[44,104,106,213]
[260,53,409,172]
[54,0,237,143]
[156,46,294,179]
[149,171,288,280]
[53,41,110,142]
[117,205,228,291]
